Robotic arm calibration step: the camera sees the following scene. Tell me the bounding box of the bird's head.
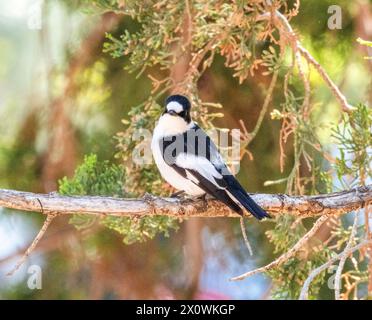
[163,94,191,123]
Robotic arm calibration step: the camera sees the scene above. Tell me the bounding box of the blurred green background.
[0,0,370,299]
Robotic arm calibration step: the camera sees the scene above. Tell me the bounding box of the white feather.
[151,116,205,196]
[175,153,224,189]
[154,114,193,136]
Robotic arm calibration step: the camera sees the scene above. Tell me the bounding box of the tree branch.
[0,185,370,218]
[299,239,372,300]
[258,10,354,113]
[334,212,359,300]
[230,215,329,281]
[6,213,56,276]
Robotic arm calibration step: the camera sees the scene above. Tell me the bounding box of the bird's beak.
[167,110,177,116]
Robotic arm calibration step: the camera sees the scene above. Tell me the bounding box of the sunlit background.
[0,0,371,299]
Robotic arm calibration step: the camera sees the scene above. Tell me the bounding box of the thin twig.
[299,239,372,300]
[6,212,56,276]
[295,49,311,118]
[259,10,354,113]
[240,217,253,256]
[230,215,329,281]
[334,212,359,300]
[247,69,279,145]
[297,45,354,113]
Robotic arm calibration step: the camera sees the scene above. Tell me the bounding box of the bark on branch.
[0,185,371,218]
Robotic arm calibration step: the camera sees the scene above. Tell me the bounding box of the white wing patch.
[186,171,199,184]
[176,153,225,189]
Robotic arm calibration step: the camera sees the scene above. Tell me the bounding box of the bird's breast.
[151,130,204,196]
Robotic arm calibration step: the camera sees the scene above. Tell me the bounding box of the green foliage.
[267,252,332,300]
[59,154,179,244]
[103,1,185,76]
[59,154,125,230]
[261,46,282,76]
[101,215,178,244]
[102,0,298,82]
[266,104,371,299]
[59,154,125,197]
[332,104,372,186]
[4,0,364,299]
[266,216,332,299]
[97,0,371,299]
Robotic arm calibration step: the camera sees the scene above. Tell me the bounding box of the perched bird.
[151,94,270,220]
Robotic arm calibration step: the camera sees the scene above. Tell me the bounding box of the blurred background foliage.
[0,0,371,299]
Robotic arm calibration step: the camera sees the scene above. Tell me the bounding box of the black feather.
[224,175,270,220]
[159,123,270,220]
[186,169,243,215]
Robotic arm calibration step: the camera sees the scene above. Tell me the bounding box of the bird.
[151,94,270,220]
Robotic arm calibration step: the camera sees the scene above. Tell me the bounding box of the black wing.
[160,124,270,220]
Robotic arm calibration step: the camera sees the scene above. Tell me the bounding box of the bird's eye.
[167,110,177,116]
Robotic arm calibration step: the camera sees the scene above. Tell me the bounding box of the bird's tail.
[224,175,270,220]
[232,189,270,220]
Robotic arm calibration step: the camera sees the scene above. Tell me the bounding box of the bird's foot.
[143,192,157,202]
[170,190,185,198]
[188,193,209,212]
[197,193,207,201]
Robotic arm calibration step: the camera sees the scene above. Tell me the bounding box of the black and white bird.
[151,94,270,220]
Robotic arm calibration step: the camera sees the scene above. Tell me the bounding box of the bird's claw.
[143,193,156,202]
[170,190,185,198]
